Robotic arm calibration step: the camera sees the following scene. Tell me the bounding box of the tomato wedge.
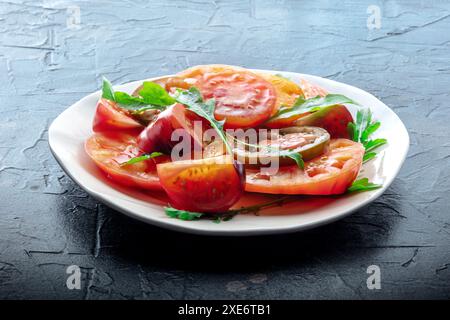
[157,155,245,213]
[245,139,364,195]
[93,98,143,133]
[85,132,168,190]
[177,65,277,129]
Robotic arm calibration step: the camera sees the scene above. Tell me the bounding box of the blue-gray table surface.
[1,0,449,299]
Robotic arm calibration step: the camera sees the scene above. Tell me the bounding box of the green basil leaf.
[138,81,176,106]
[102,77,116,101]
[114,91,147,108]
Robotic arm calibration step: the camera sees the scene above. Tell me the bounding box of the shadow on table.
[57,180,406,273]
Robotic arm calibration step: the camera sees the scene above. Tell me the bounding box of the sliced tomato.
[177,65,277,129]
[85,132,169,190]
[157,155,245,213]
[257,73,303,111]
[137,103,210,155]
[299,79,328,99]
[93,98,143,133]
[294,105,353,139]
[245,139,364,195]
[264,78,328,129]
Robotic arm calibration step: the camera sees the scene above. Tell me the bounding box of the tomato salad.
[86,65,387,221]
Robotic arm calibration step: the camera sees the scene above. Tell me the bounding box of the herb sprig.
[101,77,174,111]
[173,88,305,169]
[120,152,163,166]
[348,178,382,193]
[269,94,360,122]
[172,87,231,154]
[164,196,291,222]
[347,108,387,162]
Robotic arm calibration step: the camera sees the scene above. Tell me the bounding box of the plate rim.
[48,69,409,236]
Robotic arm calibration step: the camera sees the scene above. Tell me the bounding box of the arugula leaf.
[164,196,292,222]
[348,178,382,193]
[348,108,387,162]
[364,138,387,153]
[280,150,304,169]
[270,94,360,122]
[165,207,204,220]
[173,87,231,153]
[363,152,377,163]
[121,152,163,166]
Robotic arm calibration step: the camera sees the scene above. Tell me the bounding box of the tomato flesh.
[178,65,277,129]
[245,139,364,195]
[85,132,168,190]
[264,78,329,129]
[93,98,143,133]
[257,73,304,111]
[157,155,245,213]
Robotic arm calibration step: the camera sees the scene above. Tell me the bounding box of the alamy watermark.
[367,5,382,30]
[66,265,81,290]
[366,265,381,290]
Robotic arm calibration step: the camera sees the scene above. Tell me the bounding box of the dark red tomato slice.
[137,103,210,155]
[245,139,364,195]
[93,98,143,133]
[157,155,245,213]
[177,65,277,129]
[294,105,353,139]
[85,132,169,190]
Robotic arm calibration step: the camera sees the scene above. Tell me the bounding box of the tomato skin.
[245,139,364,195]
[157,155,245,213]
[85,132,167,190]
[294,105,353,139]
[93,99,143,133]
[177,65,277,129]
[137,103,209,154]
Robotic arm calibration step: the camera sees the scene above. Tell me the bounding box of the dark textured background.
[1,0,449,299]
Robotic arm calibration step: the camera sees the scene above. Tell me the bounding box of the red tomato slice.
[177,65,277,129]
[137,103,210,155]
[157,155,245,213]
[245,139,364,195]
[294,105,353,139]
[93,98,143,133]
[85,132,168,190]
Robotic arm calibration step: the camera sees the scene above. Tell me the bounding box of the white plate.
[49,70,409,236]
